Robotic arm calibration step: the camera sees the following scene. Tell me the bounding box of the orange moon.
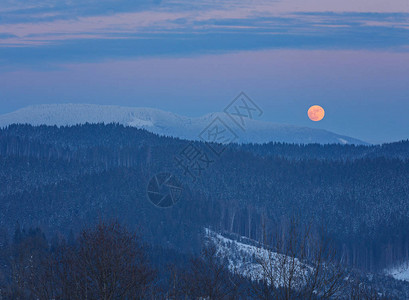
[308,105,325,122]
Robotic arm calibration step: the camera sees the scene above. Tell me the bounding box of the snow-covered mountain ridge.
[0,104,368,145]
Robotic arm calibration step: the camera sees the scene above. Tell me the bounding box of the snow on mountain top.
[0,104,368,145]
[0,104,183,127]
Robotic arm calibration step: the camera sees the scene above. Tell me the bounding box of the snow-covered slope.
[387,263,409,282]
[0,104,368,145]
[205,228,311,287]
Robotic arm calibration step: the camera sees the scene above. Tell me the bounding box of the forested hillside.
[1,124,409,275]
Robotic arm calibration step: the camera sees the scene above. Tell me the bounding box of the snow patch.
[205,228,311,287]
[387,263,409,282]
[338,138,348,145]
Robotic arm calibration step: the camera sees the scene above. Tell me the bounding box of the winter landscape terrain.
[1,0,408,297]
[0,121,409,298]
[0,104,368,145]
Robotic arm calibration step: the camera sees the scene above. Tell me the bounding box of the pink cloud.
[1,0,408,46]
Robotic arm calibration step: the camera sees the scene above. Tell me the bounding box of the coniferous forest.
[1,124,409,298]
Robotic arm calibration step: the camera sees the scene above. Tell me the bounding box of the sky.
[0,0,408,143]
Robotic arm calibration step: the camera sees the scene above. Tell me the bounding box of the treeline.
[2,124,409,165]
[0,221,397,299]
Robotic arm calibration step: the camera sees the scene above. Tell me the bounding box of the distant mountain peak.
[0,104,368,145]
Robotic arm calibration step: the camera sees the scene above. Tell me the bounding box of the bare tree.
[249,220,346,300]
[13,221,156,300]
[179,244,239,299]
[9,227,49,299]
[58,221,156,300]
[24,252,59,300]
[348,278,389,300]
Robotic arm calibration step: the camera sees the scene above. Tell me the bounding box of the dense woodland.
[1,124,409,298]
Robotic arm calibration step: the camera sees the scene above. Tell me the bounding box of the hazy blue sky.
[0,0,408,143]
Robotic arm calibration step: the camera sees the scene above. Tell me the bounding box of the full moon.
[308,105,325,122]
